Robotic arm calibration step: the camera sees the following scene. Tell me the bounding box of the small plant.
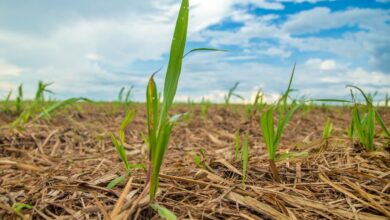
[15,84,23,114]
[2,89,12,113]
[193,148,206,168]
[118,86,134,106]
[12,202,32,215]
[260,65,300,182]
[109,110,146,188]
[322,117,333,139]
[348,85,390,151]
[224,82,244,106]
[200,97,211,118]
[385,93,389,107]
[234,131,240,160]
[241,132,249,186]
[146,0,189,201]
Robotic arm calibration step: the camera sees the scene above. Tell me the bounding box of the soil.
[1,103,389,219]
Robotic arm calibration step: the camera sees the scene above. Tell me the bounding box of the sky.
[0,0,389,103]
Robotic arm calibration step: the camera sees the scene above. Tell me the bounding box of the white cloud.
[0,60,23,76]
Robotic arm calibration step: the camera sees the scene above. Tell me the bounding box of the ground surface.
[0,103,389,219]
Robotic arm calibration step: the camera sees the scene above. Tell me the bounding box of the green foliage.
[241,132,249,185]
[348,85,389,151]
[118,86,134,106]
[224,82,244,105]
[322,117,333,139]
[385,93,389,107]
[234,131,240,160]
[15,84,23,113]
[39,97,91,119]
[111,110,137,171]
[260,65,301,162]
[150,204,177,220]
[193,148,206,168]
[12,202,32,214]
[200,97,211,118]
[147,0,189,201]
[107,175,126,189]
[2,89,12,113]
[35,81,53,104]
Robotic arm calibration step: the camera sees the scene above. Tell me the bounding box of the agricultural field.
[1,0,390,219]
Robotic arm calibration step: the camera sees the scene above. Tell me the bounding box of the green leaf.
[12,203,32,214]
[234,131,240,160]
[111,133,130,171]
[194,154,202,167]
[322,118,333,139]
[39,97,91,118]
[183,48,227,58]
[346,85,371,105]
[158,0,189,129]
[375,110,390,138]
[120,110,137,137]
[150,204,177,220]
[107,175,126,189]
[260,107,275,161]
[274,104,300,152]
[241,132,249,185]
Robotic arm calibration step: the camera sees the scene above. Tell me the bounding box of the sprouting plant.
[194,148,206,168]
[15,84,23,114]
[260,64,300,182]
[224,82,244,106]
[246,90,264,119]
[2,89,12,113]
[118,86,134,106]
[234,131,240,160]
[241,132,249,186]
[35,81,53,104]
[12,81,53,128]
[12,202,32,215]
[145,0,189,202]
[322,117,333,139]
[150,204,177,220]
[109,110,146,188]
[200,97,211,118]
[385,93,389,107]
[143,0,222,201]
[348,85,390,151]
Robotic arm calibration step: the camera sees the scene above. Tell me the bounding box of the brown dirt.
[0,104,389,219]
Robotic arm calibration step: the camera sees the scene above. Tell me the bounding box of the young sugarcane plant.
[224,82,244,106]
[260,65,300,182]
[348,85,390,151]
[144,0,223,201]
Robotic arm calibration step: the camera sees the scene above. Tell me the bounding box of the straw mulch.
[1,104,389,219]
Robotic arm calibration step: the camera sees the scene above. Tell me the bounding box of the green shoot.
[224,82,244,105]
[12,202,32,214]
[385,93,389,107]
[194,148,206,168]
[234,131,240,160]
[15,84,23,113]
[241,132,249,186]
[260,64,301,182]
[150,204,177,220]
[347,85,389,151]
[200,97,211,118]
[111,110,137,171]
[322,117,333,139]
[147,0,189,201]
[2,89,12,113]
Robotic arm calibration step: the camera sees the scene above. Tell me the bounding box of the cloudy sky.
[0,0,389,102]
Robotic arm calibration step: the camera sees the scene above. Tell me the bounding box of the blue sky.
[0,0,389,102]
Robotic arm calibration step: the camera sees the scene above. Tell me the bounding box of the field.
[1,103,389,219]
